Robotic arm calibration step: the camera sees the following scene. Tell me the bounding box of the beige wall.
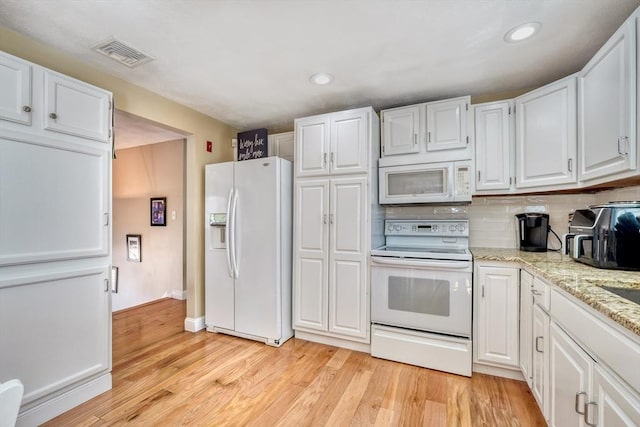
[112,140,185,311]
[0,27,237,320]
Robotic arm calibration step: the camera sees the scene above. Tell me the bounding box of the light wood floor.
[44,298,546,426]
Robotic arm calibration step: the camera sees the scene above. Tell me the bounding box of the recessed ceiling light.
[309,72,334,85]
[504,22,541,43]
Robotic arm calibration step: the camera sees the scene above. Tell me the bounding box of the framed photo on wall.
[150,197,166,226]
[126,234,141,262]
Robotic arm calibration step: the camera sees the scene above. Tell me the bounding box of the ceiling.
[1,0,639,134]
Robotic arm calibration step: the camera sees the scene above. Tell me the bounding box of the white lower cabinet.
[293,175,369,341]
[550,322,640,426]
[474,264,520,368]
[532,303,551,420]
[520,270,534,387]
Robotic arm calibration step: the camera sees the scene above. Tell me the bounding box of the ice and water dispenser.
[209,212,227,249]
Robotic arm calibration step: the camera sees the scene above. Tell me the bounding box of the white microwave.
[378,160,472,204]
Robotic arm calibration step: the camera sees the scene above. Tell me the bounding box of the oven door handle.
[370,256,471,270]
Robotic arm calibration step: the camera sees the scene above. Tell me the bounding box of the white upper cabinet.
[268,131,294,162]
[474,101,513,192]
[0,51,32,125]
[379,96,472,164]
[427,97,469,152]
[44,71,112,143]
[295,107,370,177]
[515,75,578,189]
[579,16,636,182]
[381,105,420,156]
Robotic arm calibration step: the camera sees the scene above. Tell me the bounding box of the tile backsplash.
[385,185,640,249]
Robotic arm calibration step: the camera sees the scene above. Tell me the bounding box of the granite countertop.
[471,247,640,338]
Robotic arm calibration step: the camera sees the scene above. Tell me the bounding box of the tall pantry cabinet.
[293,107,383,348]
[0,50,113,426]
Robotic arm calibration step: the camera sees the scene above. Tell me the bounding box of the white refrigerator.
[204,157,293,346]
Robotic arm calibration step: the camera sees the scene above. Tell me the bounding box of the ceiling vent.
[92,37,154,68]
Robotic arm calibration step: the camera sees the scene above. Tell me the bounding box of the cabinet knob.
[22,106,32,113]
[49,113,58,120]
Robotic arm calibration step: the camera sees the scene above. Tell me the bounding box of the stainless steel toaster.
[565,202,640,271]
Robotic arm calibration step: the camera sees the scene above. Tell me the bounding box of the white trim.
[294,330,371,353]
[16,373,111,427]
[184,316,205,332]
[171,289,187,300]
[473,363,525,381]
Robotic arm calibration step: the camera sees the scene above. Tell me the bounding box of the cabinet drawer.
[550,288,640,394]
[532,276,550,311]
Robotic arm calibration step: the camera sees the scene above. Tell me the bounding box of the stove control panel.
[384,220,468,237]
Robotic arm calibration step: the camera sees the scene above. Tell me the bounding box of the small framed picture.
[126,234,141,262]
[150,197,166,226]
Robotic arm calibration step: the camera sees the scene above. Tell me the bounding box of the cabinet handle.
[618,137,629,156]
[323,214,327,224]
[49,112,57,120]
[22,106,32,113]
[330,213,334,224]
[575,391,586,415]
[323,152,327,165]
[584,401,598,427]
[568,158,573,172]
[477,171,481,183]
[104,278,109,292]
[532,289,542,296]
[481,285,485,298]
[330,152,334,164]
[414,133,417,145]
[535,336,544,353]
[428,131,431,143]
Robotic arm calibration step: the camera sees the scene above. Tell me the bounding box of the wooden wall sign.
[237,128,268,161]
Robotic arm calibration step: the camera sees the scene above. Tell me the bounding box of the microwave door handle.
[371,257,470,270]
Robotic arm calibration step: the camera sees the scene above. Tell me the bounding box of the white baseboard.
[16,373,111,427]
[171,289,187,300]
[294,330,371,353]
[184,316,205,332]
[473,363,525,381]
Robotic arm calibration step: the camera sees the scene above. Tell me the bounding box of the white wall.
[112,139,185,311]
[386,185,640,250]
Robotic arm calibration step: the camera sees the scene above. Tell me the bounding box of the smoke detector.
[92,37,154,68]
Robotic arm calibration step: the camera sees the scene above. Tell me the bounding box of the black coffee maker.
[516,213,549,252]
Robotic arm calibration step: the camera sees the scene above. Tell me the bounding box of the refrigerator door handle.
[230,189,240,279]
[225,189,234,278]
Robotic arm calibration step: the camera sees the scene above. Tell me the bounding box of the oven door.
[370,256,472,337]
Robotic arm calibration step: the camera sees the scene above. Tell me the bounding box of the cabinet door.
[381,106,420,156]
[520,270,534,387]
[44,71,111,143]
[592,364,640,426]
[293,178,329,332]
[532,303,551,419]
[426,97,468,152]
[295,115,330,177]
[330,109,369,175]
[474,102,512,191]
[515,77,577,189]
[0,267,110,406]
[549,323,593,427]
[0,137,110,266]
[475,265,520,367]
[328,176,368,339]
[579,19,635,182]
[0,51,32,125]
[268,131,294,162]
